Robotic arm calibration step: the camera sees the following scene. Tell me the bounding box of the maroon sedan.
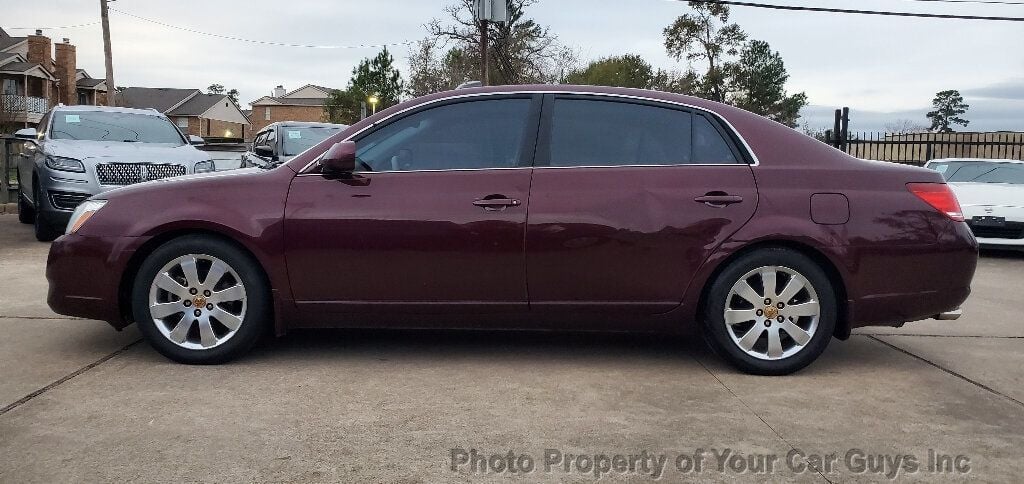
[46,85,977,374]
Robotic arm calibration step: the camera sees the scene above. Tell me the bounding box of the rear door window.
[544,97,742,167]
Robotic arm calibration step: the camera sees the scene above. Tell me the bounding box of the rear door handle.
[694,193,744,207]
[473,197,521,210]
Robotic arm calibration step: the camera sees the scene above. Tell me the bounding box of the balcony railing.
[1,94,49,115]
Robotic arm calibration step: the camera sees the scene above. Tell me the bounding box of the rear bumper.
[46,233,144,328]
[846,221,977,329]
[849,285,970,327]
[934,308,962,320]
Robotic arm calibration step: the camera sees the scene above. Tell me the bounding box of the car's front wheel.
[702,248,837,375]
[32,181,61,242]
[17,183,35,225]
[132,235,270,364]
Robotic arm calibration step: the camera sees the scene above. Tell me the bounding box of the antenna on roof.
[456,81,483,90]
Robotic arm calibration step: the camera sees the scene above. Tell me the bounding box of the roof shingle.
[116,87,201,112]
[168,93,228,116]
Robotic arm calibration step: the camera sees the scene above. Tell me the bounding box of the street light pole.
[100,0,115,106]
[368,95,379,115]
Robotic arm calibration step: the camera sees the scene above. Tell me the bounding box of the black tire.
[132,235,270,364]
[702,248,836,376]
[17,185,35,224]
[32,182,61,242]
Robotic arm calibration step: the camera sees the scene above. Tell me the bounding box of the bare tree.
[885,119,928,134]
[419,0,576,87]
[407,39,477,96]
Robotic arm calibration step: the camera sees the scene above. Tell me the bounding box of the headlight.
[66,200,107,234]
[194,160,216,173]
[45,155,85,173]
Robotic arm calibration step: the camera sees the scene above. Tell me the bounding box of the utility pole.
[475,0,505,86]
[100,0,115,106]
[479,19,489,86]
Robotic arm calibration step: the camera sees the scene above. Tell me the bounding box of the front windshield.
[50,111,185,144]
[282,126,344,156]
[929,161,1024,184]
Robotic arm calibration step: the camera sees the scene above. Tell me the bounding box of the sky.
[5,0,1024,132]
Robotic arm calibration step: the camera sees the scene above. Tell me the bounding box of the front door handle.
[694,193,744,207]
[473,197,521,211]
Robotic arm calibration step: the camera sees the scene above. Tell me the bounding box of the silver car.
[15,105,215,241]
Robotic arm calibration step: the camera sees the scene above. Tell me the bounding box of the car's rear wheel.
[17,182,35,224]
[32,181,61,242]
[132,235,269,364]
[702,248,836,375]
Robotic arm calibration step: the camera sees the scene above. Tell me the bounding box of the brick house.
[75,69,108,106]
[116,87,250,141]
[1,27,107,129]
[249,84,338,135]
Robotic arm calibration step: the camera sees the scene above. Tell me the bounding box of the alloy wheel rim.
[723,265,820,361]
[147,254,247,350]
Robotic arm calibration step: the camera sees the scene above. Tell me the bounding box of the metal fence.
[829,131,1024,166]
[1,94,49,115]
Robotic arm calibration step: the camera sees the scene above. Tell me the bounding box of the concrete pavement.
[1,214,1022,482]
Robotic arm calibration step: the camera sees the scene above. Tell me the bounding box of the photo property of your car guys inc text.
[1,0,1023,482]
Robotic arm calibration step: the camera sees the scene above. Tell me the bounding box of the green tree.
[663,1,746,102]
[565,55,655,88]
[564,55,700,95]
[927,90,970,133]
[324,47,405,124]
[651,68,700,95]
[414,0,575,90]
[726,40,807,127]
[323,88,362,125]
[208,84,239,105]
[348,46,404,109]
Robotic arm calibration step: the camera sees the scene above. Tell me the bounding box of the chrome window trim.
[294,163,753,177]
[297,90,761,174]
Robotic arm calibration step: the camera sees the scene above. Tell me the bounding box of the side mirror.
[14,128,38,140]
[188,135,205,146]
[321,141,356,174]
[254,145,275,158]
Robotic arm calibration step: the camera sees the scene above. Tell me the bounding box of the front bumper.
[46,233,145,328]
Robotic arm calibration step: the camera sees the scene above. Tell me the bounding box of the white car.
[925,158,1024,248]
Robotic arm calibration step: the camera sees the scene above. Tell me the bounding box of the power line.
[685,0,1024,20]
[107,7,414,49]
[5,21,101,30]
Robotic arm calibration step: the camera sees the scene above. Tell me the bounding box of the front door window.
[354,98,532,172]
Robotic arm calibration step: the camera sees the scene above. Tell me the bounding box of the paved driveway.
[0,214,1021,482]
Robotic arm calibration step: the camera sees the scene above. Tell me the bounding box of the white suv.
[15,105,215,241]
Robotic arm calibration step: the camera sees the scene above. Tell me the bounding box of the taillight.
[907,183,965,222]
